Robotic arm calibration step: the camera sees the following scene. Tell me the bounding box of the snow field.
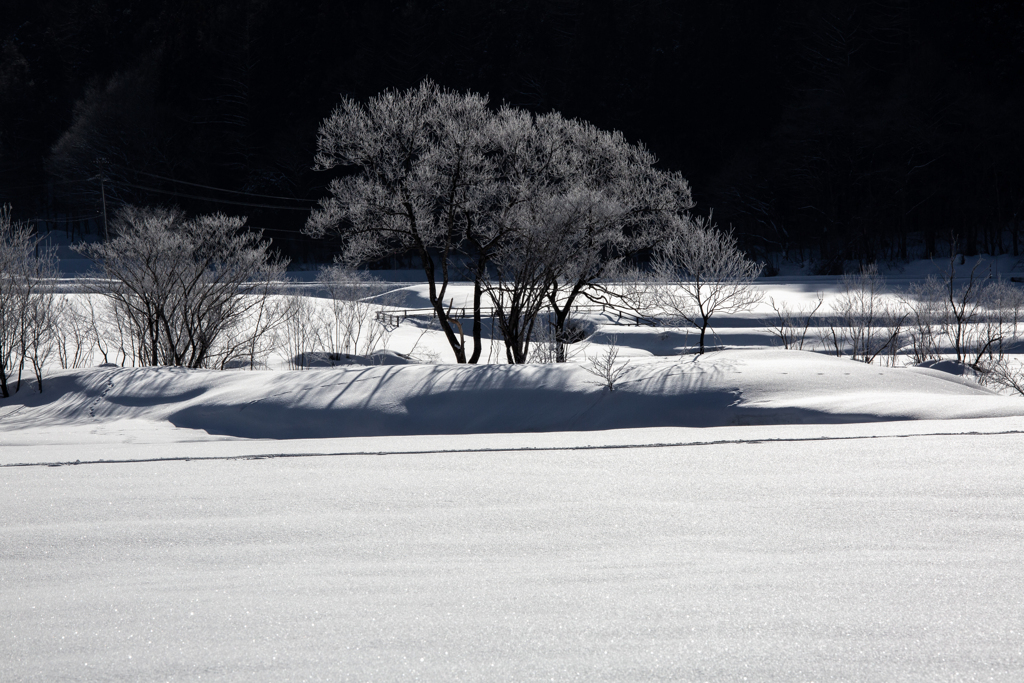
[3,434,1023,681]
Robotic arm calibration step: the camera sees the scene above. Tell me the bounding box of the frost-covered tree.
[534,117,693,363]
[306,80,492,363]
[475,109,692,363]
[307,81,693,364]
[78,206,287,368]
[1,206,33,397]
[1,205,59,397]
[652,215,763,354]
[19,258,60,391]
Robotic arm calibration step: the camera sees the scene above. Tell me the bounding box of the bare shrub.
[215,287,290,370]
[820,265,906,364]
[277,267,396,370]
[87,295,137,366]
[906,257,1024,367]
[583,337,629,391]
[527,314,559,364]
[52,296,97,369]
[939,257,991,363]
[279,291,328,370]
[819,316,849,358]
[765,293,823,350]
[902,280,944,364]
[978,357,1024,396]
[78,206,287,368]
[530,313,595,364]
[317,264,394,358]
[975,279,1024,364]
[1,205,60,396]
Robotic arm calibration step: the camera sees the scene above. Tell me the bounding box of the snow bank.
[4,349,1021,440]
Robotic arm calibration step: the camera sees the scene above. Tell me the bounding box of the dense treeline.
[1,0,1022,267]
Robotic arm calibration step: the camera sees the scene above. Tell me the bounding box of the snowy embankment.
[3,349,1022,444]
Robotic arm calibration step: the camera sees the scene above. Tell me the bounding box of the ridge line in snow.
[4,429,1023,468]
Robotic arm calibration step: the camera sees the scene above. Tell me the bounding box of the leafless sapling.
[651,215,764,354]
[583,336,630,391]
[765,292,823,350]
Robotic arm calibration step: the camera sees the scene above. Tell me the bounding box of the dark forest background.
[2,0,1022,271]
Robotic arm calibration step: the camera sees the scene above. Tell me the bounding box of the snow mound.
[4,350,1022,439]
[287,349,415,368]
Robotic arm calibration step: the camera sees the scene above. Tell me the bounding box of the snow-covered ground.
[3,268,1024,681]
[4,428,1024,682]
[2,349,1023,452]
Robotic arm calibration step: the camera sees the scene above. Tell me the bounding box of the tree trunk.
[432,299,467,364]
[552,301,572,364]
[16,354,25,393]
[549,280,585,363]
[468,257,486,364]
[924,222,935,259]
[416,244,466,364]
[555,318,568,363]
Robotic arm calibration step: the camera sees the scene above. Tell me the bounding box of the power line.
[16,214,323,241]
[16,213,104,223]
[0,177,96,192]
[116,180,315,212]
[127,168,318,203]
[254,225,316,235]
[4,171,322,206]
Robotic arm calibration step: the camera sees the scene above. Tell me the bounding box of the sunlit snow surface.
[4,277,1024,680]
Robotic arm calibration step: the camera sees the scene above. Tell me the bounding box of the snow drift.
[4,349,1022,439]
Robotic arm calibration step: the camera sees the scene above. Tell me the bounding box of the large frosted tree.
[306,80,492,364]
[307,80,694,364]
[473,109,693,363]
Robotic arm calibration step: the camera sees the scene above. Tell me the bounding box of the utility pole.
[97,157,109,240]
[100,176,109,240]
